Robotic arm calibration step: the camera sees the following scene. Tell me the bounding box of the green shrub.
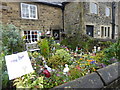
[48,49,72,69]
[101,39,120,65]
[61,31,96,51]
[55,49,72,64]
[38,38,50,59]
[48,55,63,69]
[2,24,25,54]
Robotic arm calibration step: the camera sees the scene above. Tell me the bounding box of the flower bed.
[1,25,120,89]
[12,38,120,88]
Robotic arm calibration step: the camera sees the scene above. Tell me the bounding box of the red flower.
[78,48,81,50]
[43,69,51,78]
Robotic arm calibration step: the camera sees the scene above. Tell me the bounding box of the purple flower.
[56,74,60,76]
[101,63,106,68]
[110,57,117,62]
[90,61,96,64]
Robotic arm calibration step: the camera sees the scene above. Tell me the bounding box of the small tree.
[2,24,25,54]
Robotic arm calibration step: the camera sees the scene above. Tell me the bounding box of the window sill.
[87,13,99,17]
[21,17,38,20]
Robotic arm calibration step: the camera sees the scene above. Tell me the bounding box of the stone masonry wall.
[1,2,63,33]
[64,2,115,39]
[64,2,84,36]
[83,2,112,39]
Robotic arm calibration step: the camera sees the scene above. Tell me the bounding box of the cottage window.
[24,30,39,43]
[90,2,98,14]
[105,7,110,17]
[21,3,37,19]
[101,26,111,38]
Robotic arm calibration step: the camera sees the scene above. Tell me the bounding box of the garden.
[1,24,120,89]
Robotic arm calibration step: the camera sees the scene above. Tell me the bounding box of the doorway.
[86,25,94,37]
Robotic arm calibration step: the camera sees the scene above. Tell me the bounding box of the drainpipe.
[61,3,65,32]
[112,2,116,39]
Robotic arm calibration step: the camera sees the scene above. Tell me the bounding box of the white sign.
[5,51,34,80]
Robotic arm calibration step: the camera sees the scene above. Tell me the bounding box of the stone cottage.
[63,1,119,40]
[1,1,63,51]
[1,1,119,51]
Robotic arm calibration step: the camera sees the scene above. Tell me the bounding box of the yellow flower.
[80,58,83,60]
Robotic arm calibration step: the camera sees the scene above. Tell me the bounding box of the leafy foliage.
[38,38,50,58]
[13,72,43,88]
[43,71,69,88]
[1,24,25,88]
[2,24,25,54]
[102,39,120,65]
[55,49,71,64]
[61,32,96,51]
[48,49,72,69]
[48,55,62,69]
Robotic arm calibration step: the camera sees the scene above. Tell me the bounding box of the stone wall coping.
[53,62,120,89]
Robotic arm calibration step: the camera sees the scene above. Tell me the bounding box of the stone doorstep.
[96,62,120,86]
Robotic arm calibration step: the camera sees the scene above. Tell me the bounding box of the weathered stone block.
[54,72,104,89]
[97,62,120,85]
[105,77,120,89]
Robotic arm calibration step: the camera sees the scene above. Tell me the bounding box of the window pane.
[90,3,98,14]
[30,5,36,18]
[105,27,107,36]
[35,35,37,38]
[28,35,30,39]
[106,7,110,16]
[32,34,34,38]
[21,4,29,18]
[101,26,104,37]
[32,31,34,34]
[28,31,30,34]
[35,39,37,41]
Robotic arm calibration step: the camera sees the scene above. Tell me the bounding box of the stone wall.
[64,2,84,36]
[63,2,118,39]
[83,2,112,39]
[1,2,63,32]
[54,62,120,89]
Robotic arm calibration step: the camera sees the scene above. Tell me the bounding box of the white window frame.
[24,30,39,43]
[90,2,98,14]
[21,3,38,19]
[105,7,111,17]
